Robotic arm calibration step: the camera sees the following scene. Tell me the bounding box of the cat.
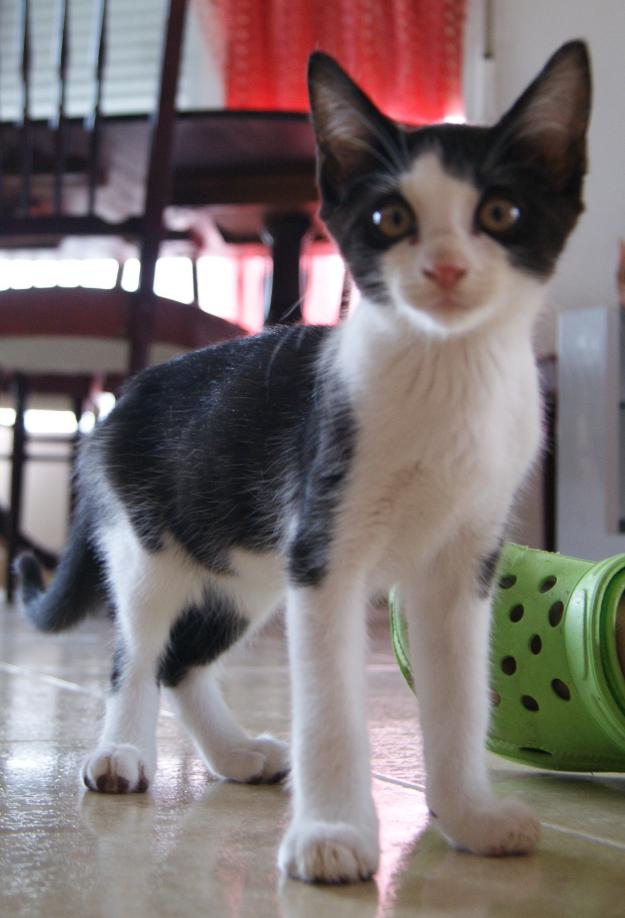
[16,40,591,883]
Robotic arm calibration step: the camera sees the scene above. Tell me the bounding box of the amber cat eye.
[478,198,521,234]
[370,198,416,241]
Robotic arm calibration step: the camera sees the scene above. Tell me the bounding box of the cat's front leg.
[403,544,541,856]
[278,578,380,883]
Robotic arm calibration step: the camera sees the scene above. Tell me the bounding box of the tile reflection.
[385,830,625,918]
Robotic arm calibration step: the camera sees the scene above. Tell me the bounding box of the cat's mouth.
[401,288,491,333]
[393,267,500,332]
[418,289,475,320]
[429,290,467,312]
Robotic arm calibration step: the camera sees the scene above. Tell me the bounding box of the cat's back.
[98,323,330,448]
[79,324,334,560]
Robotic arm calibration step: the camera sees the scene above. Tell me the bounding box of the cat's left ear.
[308,52,401,212]
[493,41,591,189]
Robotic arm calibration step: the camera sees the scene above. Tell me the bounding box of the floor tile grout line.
[541,820,625,852]
[372,771,625,853]
[373,771,426,793]
[0,662,102,697]
[0,661,174,719]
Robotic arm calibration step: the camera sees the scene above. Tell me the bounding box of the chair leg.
[263,212,311,325]
[7,375,27,604]
[191,257,200,306]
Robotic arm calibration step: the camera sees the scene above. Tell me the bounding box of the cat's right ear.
[308,52,400,212]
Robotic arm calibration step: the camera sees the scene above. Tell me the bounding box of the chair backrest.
[0,0,186,223]
[0,0,190,373]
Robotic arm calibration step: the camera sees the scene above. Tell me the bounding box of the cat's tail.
[15,504,107,632]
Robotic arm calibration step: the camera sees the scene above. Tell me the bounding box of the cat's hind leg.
[83,529,202,794]
[165,667,289,784]
[162,586,289,784]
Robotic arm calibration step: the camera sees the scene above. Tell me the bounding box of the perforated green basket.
[390,543,625,772]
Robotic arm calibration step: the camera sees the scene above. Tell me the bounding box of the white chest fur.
[332,300,542,583]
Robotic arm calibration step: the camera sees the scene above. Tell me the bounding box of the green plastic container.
[390,543,625,772]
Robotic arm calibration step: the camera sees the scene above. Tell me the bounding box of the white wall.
[487,1,625,550]
[493,0,625,319]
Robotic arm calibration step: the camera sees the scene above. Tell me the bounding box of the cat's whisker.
[274,292,307,325]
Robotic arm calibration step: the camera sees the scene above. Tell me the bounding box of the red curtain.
[216,0,466,124]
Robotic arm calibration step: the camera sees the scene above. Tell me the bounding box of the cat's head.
[308,42,591,335]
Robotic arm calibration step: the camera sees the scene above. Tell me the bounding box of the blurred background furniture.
[557,306,625,560]
[0,0,244,598]
[170,109,318,325]
[0,0,468,599]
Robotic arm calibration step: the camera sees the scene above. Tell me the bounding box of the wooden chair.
[168,110,320,324]
[0,288,242,595]
[0,0,245,599]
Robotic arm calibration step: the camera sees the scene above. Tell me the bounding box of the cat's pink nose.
[423,262,467,290]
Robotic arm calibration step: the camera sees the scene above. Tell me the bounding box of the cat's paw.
[82,744,152,794]
[433,797,541,856]
[248,734,290,783]
[278,820,379,884]
[216,734,289,784]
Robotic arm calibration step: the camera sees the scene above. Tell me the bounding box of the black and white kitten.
[18,41,591,883]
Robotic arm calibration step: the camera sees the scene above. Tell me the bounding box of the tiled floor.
[2,603,625,917]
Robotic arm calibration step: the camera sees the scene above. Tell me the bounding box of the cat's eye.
[370,199,416,241]
[478,198,521,234]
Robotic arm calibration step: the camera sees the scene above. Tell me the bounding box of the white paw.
[434,797,541,856]
[278,820,379,884]
[82,744,153,794]
[216,734,289,784]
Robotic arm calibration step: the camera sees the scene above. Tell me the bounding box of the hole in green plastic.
[499,574,517,590]
[521,695,539,711]
[501,656,517,675]
[551,678,571,701]
[530,634,542,655]
[509,604,524,622]
[539,575,557,593]
[548,601,564,627]
[617,592,625,680]
[519,746,552,756]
